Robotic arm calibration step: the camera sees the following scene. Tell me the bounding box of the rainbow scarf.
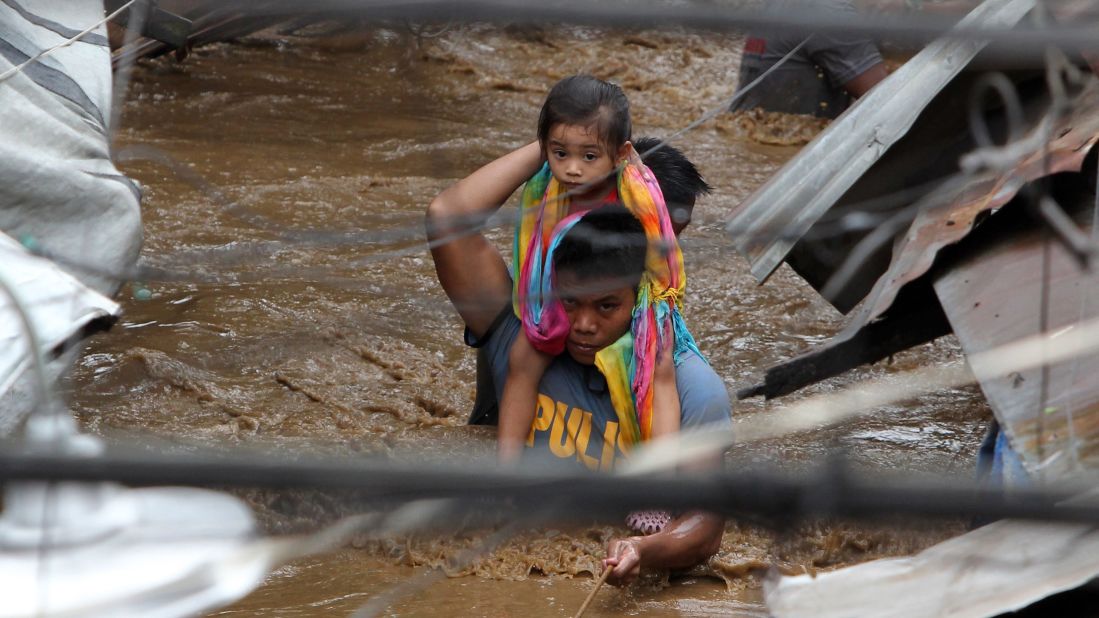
[512,146,703,449]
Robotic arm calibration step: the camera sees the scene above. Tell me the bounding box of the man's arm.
[842,0,984,99]
[603,451,726,586]
[426,141,542,338]
[802,10,888,100]
[601,354,732,585]
[842,62,888,98]
[602,510,724,585]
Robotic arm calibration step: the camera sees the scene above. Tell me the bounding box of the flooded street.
[66,22,990,616]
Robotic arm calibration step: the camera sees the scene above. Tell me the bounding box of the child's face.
[545,124,623,201]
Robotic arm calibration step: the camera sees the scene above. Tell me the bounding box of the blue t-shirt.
[469,312,732,471]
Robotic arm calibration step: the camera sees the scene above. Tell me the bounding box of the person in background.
[731,0,888,119]
[731,0,988,119]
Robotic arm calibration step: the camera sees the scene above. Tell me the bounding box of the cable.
[19,0,1099,533]
[190,0,1099,60]
[5,447,1099,526]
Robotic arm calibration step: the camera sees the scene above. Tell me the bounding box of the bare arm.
[847,0,975,98]
[602,510,724,586]
[426,141,543,338]
[603,432,726,585]
[843,61,889,98]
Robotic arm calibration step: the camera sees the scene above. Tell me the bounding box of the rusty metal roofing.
[934,185,1099,481]
[837,81,1099,339]
[739,80,1099,402]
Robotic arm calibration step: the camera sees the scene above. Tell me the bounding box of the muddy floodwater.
[67,22,991,616]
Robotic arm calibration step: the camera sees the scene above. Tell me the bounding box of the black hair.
[552,204,647,288]
[537,75,631,152]
[634,136,712,231]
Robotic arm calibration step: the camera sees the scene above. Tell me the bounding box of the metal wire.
[5,446,1099,525]
[19,1,1093,470]
[11,4,1099,613]
[172,0,1099,61]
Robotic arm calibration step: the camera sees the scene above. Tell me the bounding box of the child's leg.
[649,348,681,439]
[497,335,553,464]
[627,349,680,535]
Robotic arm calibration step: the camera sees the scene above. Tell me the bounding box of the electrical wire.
[173,0,1099,60]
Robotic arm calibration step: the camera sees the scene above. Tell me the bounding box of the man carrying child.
[426,75,731,585]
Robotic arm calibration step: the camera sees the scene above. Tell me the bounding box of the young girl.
[498,75,703,501]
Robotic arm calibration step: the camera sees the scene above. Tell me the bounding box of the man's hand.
[602,536,644,586]
[601,510,724,587]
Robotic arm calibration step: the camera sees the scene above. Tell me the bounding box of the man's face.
[555,270,635,365]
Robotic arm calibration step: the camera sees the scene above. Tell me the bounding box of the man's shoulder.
[675,351,723,387]
[674,352,732,429]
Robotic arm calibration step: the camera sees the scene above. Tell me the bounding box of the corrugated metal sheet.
[842,83,1099,340]
[767,518,1099,618]
[739,81,1099,401]
[726,0,1035,286]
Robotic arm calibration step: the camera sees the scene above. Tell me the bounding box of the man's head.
[551,204,646,365]
[634,137,712,235]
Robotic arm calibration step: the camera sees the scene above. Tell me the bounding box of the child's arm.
[649,349,681,440]
[497,335,553,464]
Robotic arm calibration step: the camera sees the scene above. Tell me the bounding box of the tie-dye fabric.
[512,146,703,448]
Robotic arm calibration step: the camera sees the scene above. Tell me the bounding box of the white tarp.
[0,7,306,618]
[0,484,273,618]
[767,518,1099,618]
[0,233,120,397]
[0,0,142,296]
[0,0,142,429]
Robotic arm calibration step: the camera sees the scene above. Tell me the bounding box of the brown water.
[68,22,990,616]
